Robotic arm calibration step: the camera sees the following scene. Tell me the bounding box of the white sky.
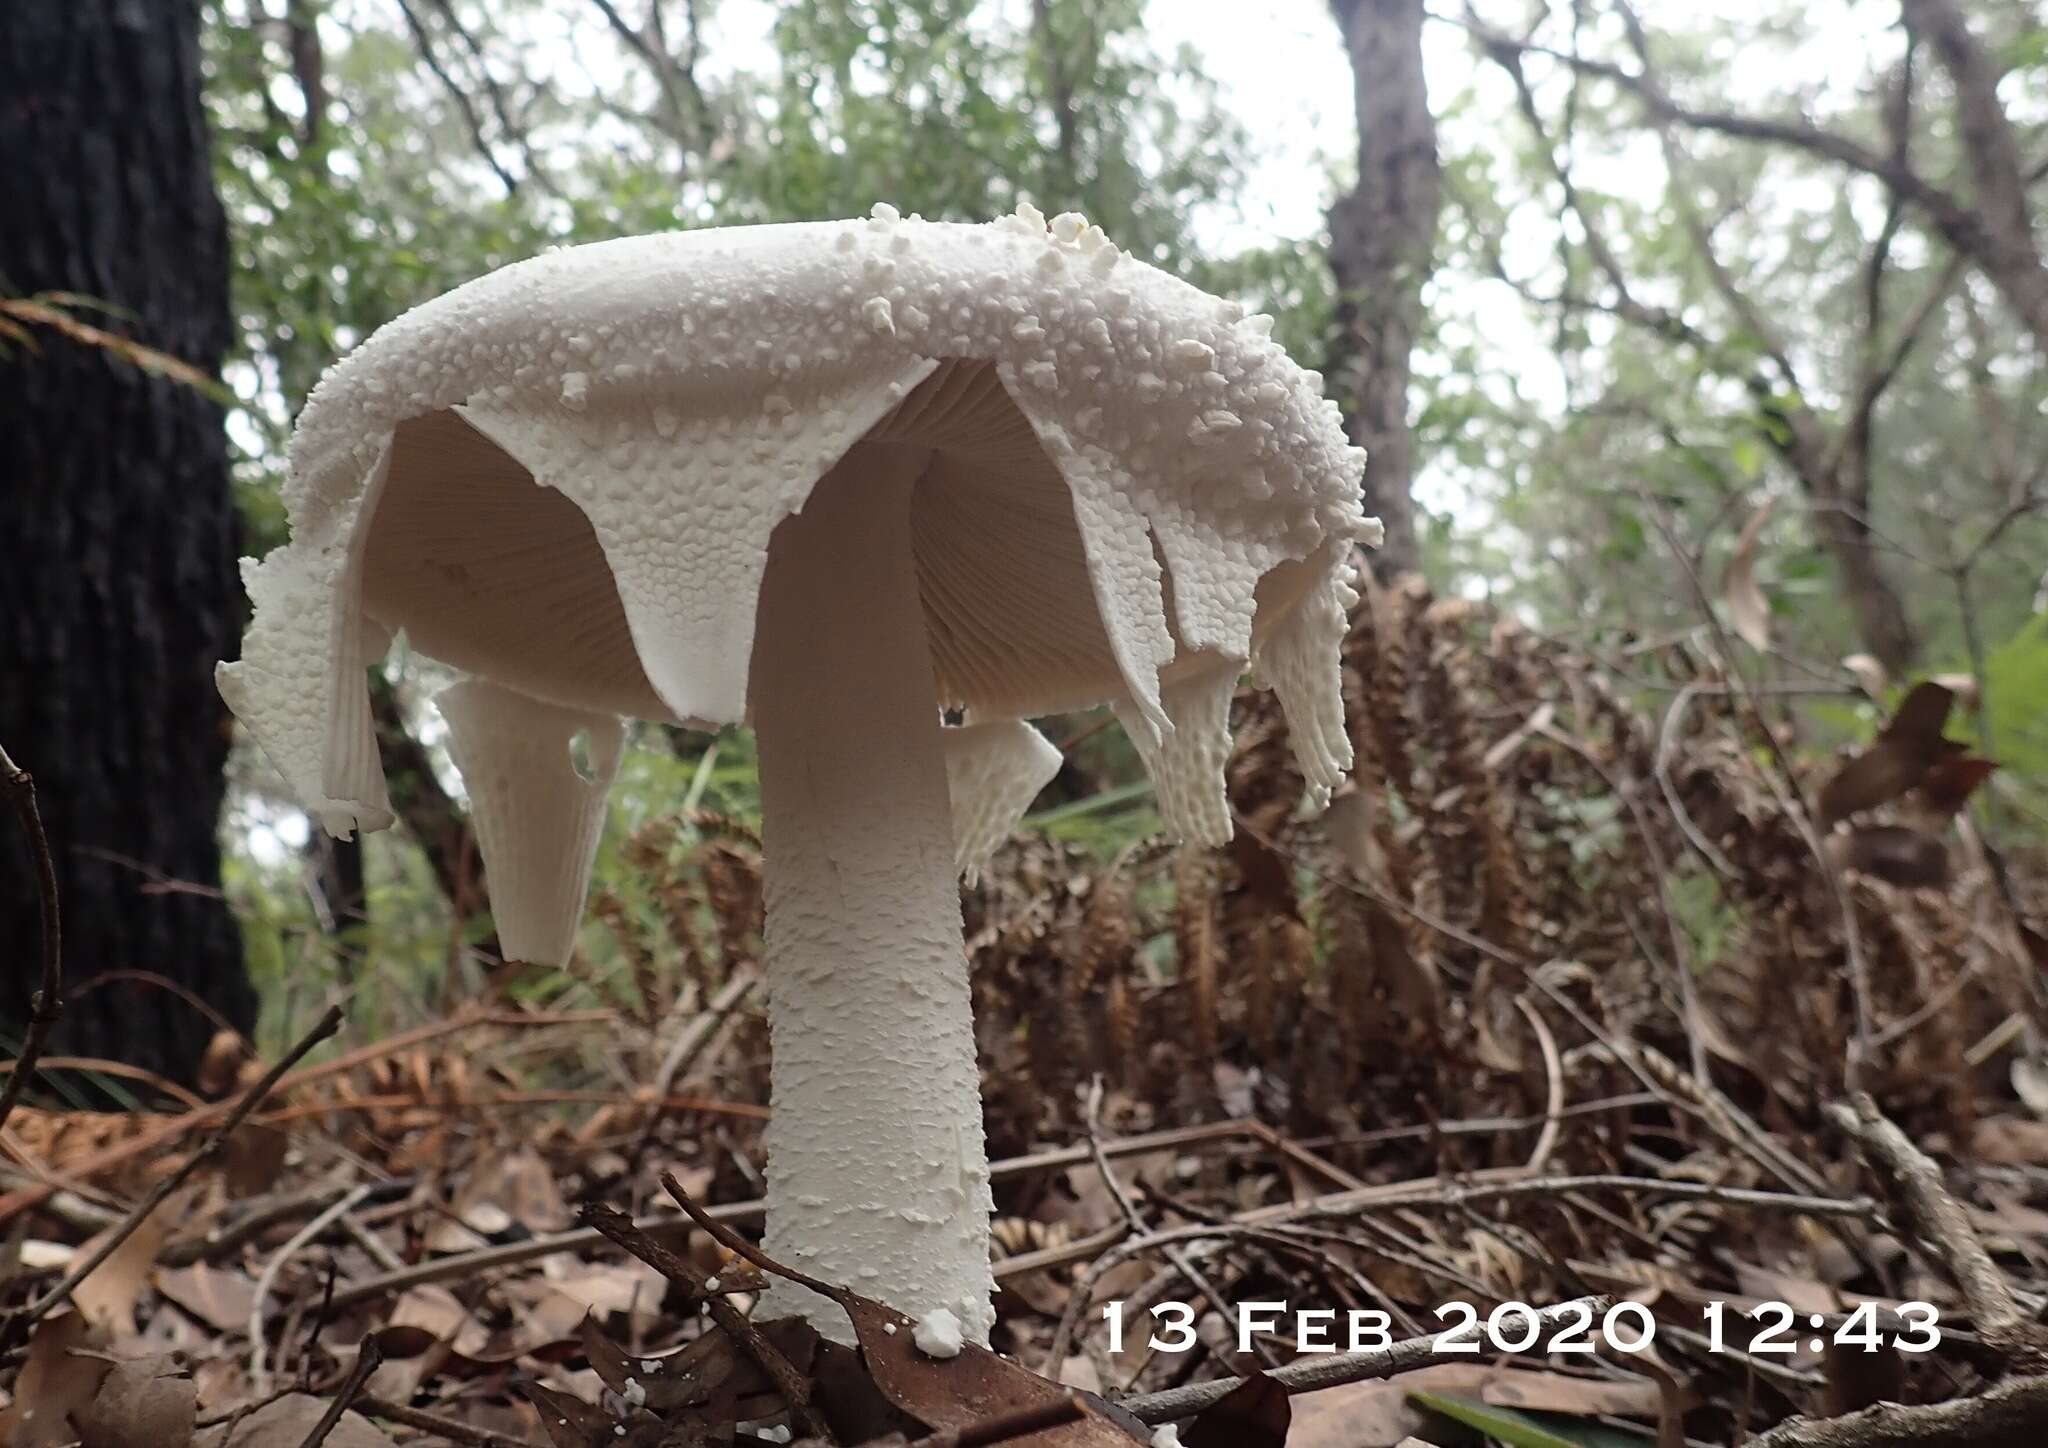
[244,0,1955,865]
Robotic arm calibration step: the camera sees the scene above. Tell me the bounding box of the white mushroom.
[218,205,1373,1343]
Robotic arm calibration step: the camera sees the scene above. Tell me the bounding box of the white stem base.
[750,443,996,1343]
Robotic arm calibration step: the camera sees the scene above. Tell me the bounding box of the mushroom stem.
[750,444,995,1343]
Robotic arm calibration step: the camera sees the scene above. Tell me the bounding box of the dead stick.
[1828,1092,2039,1359]
[295,1337,381,1448]
[4,1003,344,1343]
[910,1393,1087,1447]
[352,1394,544,1448]
[660,1169,846,1302]
[1747,1372,2048,1448]
[1117,1294,1610,1424]
[318,1145,1857,1314]
[578,1201,836,1445]
[0,742,62,1138]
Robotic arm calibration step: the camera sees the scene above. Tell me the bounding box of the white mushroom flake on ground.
[912,1307,965,1359]
[221,201,1372,1347]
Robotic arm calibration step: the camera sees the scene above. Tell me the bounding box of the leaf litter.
[1,585,2045,1445]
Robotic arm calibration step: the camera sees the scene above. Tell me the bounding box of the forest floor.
[2,580,2046,1447]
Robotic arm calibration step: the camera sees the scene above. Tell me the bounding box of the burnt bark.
[1326,0,1441,580]
[0,0,249,1081]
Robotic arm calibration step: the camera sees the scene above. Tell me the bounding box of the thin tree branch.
[426,0,557,194]
[1439,5,2044,338]
[393,0,521,197]
[588,0,707,161]
[0,742,61,1139]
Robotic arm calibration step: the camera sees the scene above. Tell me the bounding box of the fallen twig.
[1746,1371,2048,1447]
[353,1394,545,1448]
[1062,1076,1252,1375]
[295,1337,381,1448]
[2,1003,344,1345]
[250,1183,375,1394]
[161,1177,416,1268]
[320,1122,1259,1312]
[0,741,62,1139]
[1829,1092,2046,1364]
[581,1199,836,1444]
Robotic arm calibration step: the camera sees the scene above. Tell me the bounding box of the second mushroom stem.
[749,441,997,1342]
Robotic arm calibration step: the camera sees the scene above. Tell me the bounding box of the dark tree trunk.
[0,0,250,1083]
[1327,0,1440,580]
[1812,504,1922,675]
[1775,404,1922,672]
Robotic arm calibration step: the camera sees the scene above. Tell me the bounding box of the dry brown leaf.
[518,1381,617,1448]
[188,1358,252,1416]
[386,1283,497,1361]
[523,1287,604,1344]
[575,1314,637,1394]
[1285,1364,1502,1448]
[1055,1355,1102,1393]
[1185,1371,1289,1448]
[426,1176,511,1252]
[153,1263,258,1334]
[1823,1334,1902,1418]
[193,1393,395,1448]
[1817,682,1961,828]
[1970,1116,2048,1166]
[220,1126,289,1200]
[1914,753,1998,822]
[74,1189,189,1338]
[827,1291,1132,1445]
[1729,1264,1838,1316]
[498,1147,572,1232]
[386,1283,471,1342]
[0,1313,112,1448]
[1722,498,1775,652]
[526,1258,670,1321]
[1970,1193,2048,1240]
[72,1355,196,1448]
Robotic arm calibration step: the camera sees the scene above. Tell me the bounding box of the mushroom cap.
[222,205,1375,844]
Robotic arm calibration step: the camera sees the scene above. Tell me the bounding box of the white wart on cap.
[226,202,1372,865]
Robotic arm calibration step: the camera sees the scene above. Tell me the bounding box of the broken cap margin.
[218,202,1377,861]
